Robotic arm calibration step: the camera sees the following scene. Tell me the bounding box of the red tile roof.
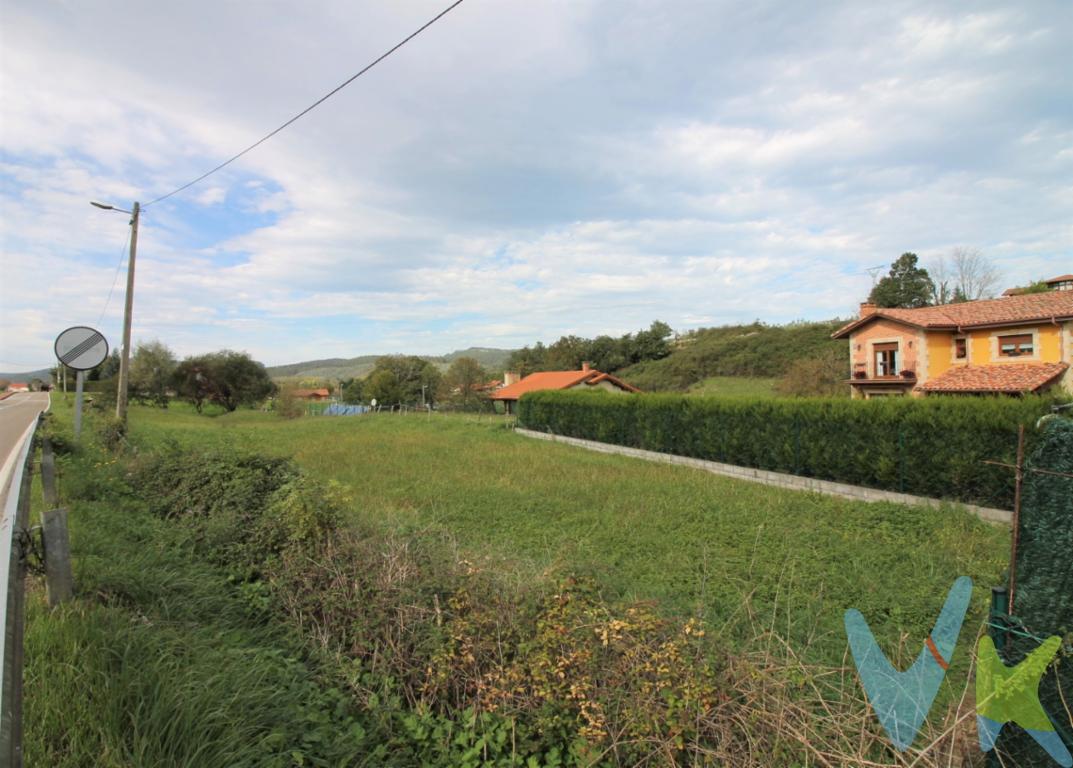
[1046,274,1073,283]
[917,362,1068,393]
[491,368,640,400]
[291,388,330,398]
[833,290,1073,338]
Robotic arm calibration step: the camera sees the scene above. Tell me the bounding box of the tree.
[928,247,1000,303]
[87,349,121,382]
[173,357,213,413]
[173,351,274,412]
[0,379,10,391]
[1017,280,1053,295]
[366,355,441,406]
[626,320,673,364]
[505,321,675,375]
[129,340,176,407]
[340,377,365,404]
[869,253,935,308]
[364,369,404,406]
[440,357,490,411]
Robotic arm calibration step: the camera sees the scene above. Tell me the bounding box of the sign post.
[54,327,109,440]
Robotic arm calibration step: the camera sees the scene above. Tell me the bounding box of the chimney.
[581,361,591,373]
[503,371,520,386]
[859,302,877,318]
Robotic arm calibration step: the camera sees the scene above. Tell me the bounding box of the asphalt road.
[0,392,50,499]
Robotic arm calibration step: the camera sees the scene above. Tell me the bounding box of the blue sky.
[1,0,1070,370]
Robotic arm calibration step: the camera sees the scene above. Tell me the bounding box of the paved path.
[0,393,49,482]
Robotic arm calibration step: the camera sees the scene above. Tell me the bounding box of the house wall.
[849,319,920,377]
[569,380,631,394]
[923,323,1069,391]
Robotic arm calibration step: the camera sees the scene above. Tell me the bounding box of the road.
[0,392,50,502]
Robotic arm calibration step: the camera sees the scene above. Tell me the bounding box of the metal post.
[990,586,1009,656]
[115,201,140,424]
[74,371,85,440]
[1008,425,1025,615]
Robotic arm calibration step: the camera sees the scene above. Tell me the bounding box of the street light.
[91,199,141,424]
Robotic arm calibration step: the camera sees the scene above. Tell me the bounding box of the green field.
[126,402,1006,659]
[25,398,1012,765]
[684,375,778,398]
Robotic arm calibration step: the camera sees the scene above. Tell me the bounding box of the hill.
[266,347,514,381]
[620,319,849,391]
[0,368,51,383]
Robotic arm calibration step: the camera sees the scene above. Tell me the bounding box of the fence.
[0,415,40,768]
[0,409,73,767]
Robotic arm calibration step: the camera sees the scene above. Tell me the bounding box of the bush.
[274,385,305,419]
[517,390,1061,508]
[775,348,848,397]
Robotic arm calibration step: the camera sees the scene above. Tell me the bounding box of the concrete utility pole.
[115,202,140,423]
[92,200,140,424]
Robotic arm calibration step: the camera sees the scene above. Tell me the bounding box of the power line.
[144,0,465,208]
[98,226,132,326]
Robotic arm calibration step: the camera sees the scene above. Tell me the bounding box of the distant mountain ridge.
[0,369,51,382]
[267,347,514,381]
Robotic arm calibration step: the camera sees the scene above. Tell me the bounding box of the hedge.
[517,391,1065,509]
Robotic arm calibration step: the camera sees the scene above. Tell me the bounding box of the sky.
[1,0,1071,371]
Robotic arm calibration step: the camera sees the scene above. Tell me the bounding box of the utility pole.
[114,202,140,423]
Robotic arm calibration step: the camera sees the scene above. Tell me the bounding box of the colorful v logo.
[976,635,1073,767]
[844,576,972,750]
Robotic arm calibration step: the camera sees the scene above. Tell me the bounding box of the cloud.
[1,0,1070,369]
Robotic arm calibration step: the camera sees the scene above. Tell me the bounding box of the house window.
[954,337,967,359]
[998,334,1033,357]
[874,342,899,377]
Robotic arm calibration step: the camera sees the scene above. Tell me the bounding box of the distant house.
[1002,273,1073,296]
[5,382,29,392]
[490,363,640,414]
[291,388,331,401]
[832,290,1073,398]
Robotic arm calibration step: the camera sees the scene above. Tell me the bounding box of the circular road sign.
[54,326,109,371]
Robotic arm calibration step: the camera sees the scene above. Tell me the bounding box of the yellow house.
[832,290,1073,398]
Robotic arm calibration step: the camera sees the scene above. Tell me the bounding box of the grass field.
[684,375,779,397]
[124,401,1007,663]
[24,398,1014,765]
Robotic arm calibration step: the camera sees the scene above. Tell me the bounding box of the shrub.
[96,415,127,452]
[275,385,305,419]
[775,348,848,397]
[517,390,1061,508]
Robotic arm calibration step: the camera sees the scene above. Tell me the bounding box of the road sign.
[53,326,108,372]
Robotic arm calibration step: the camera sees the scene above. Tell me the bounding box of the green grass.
[24,400,368,767]
[685,375,778,397]
[126,402,1008,664]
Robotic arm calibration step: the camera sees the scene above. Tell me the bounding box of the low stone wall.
[515,427,1011,525]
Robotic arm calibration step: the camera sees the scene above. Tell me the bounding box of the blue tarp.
[322,404,369,416]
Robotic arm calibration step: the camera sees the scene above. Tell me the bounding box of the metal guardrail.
[0,413,42,768]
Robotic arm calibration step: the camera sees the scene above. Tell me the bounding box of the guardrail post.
[41,438,59,509]
[42,508,74,607]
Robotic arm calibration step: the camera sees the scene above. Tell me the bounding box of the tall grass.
[23,399,1017,765]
